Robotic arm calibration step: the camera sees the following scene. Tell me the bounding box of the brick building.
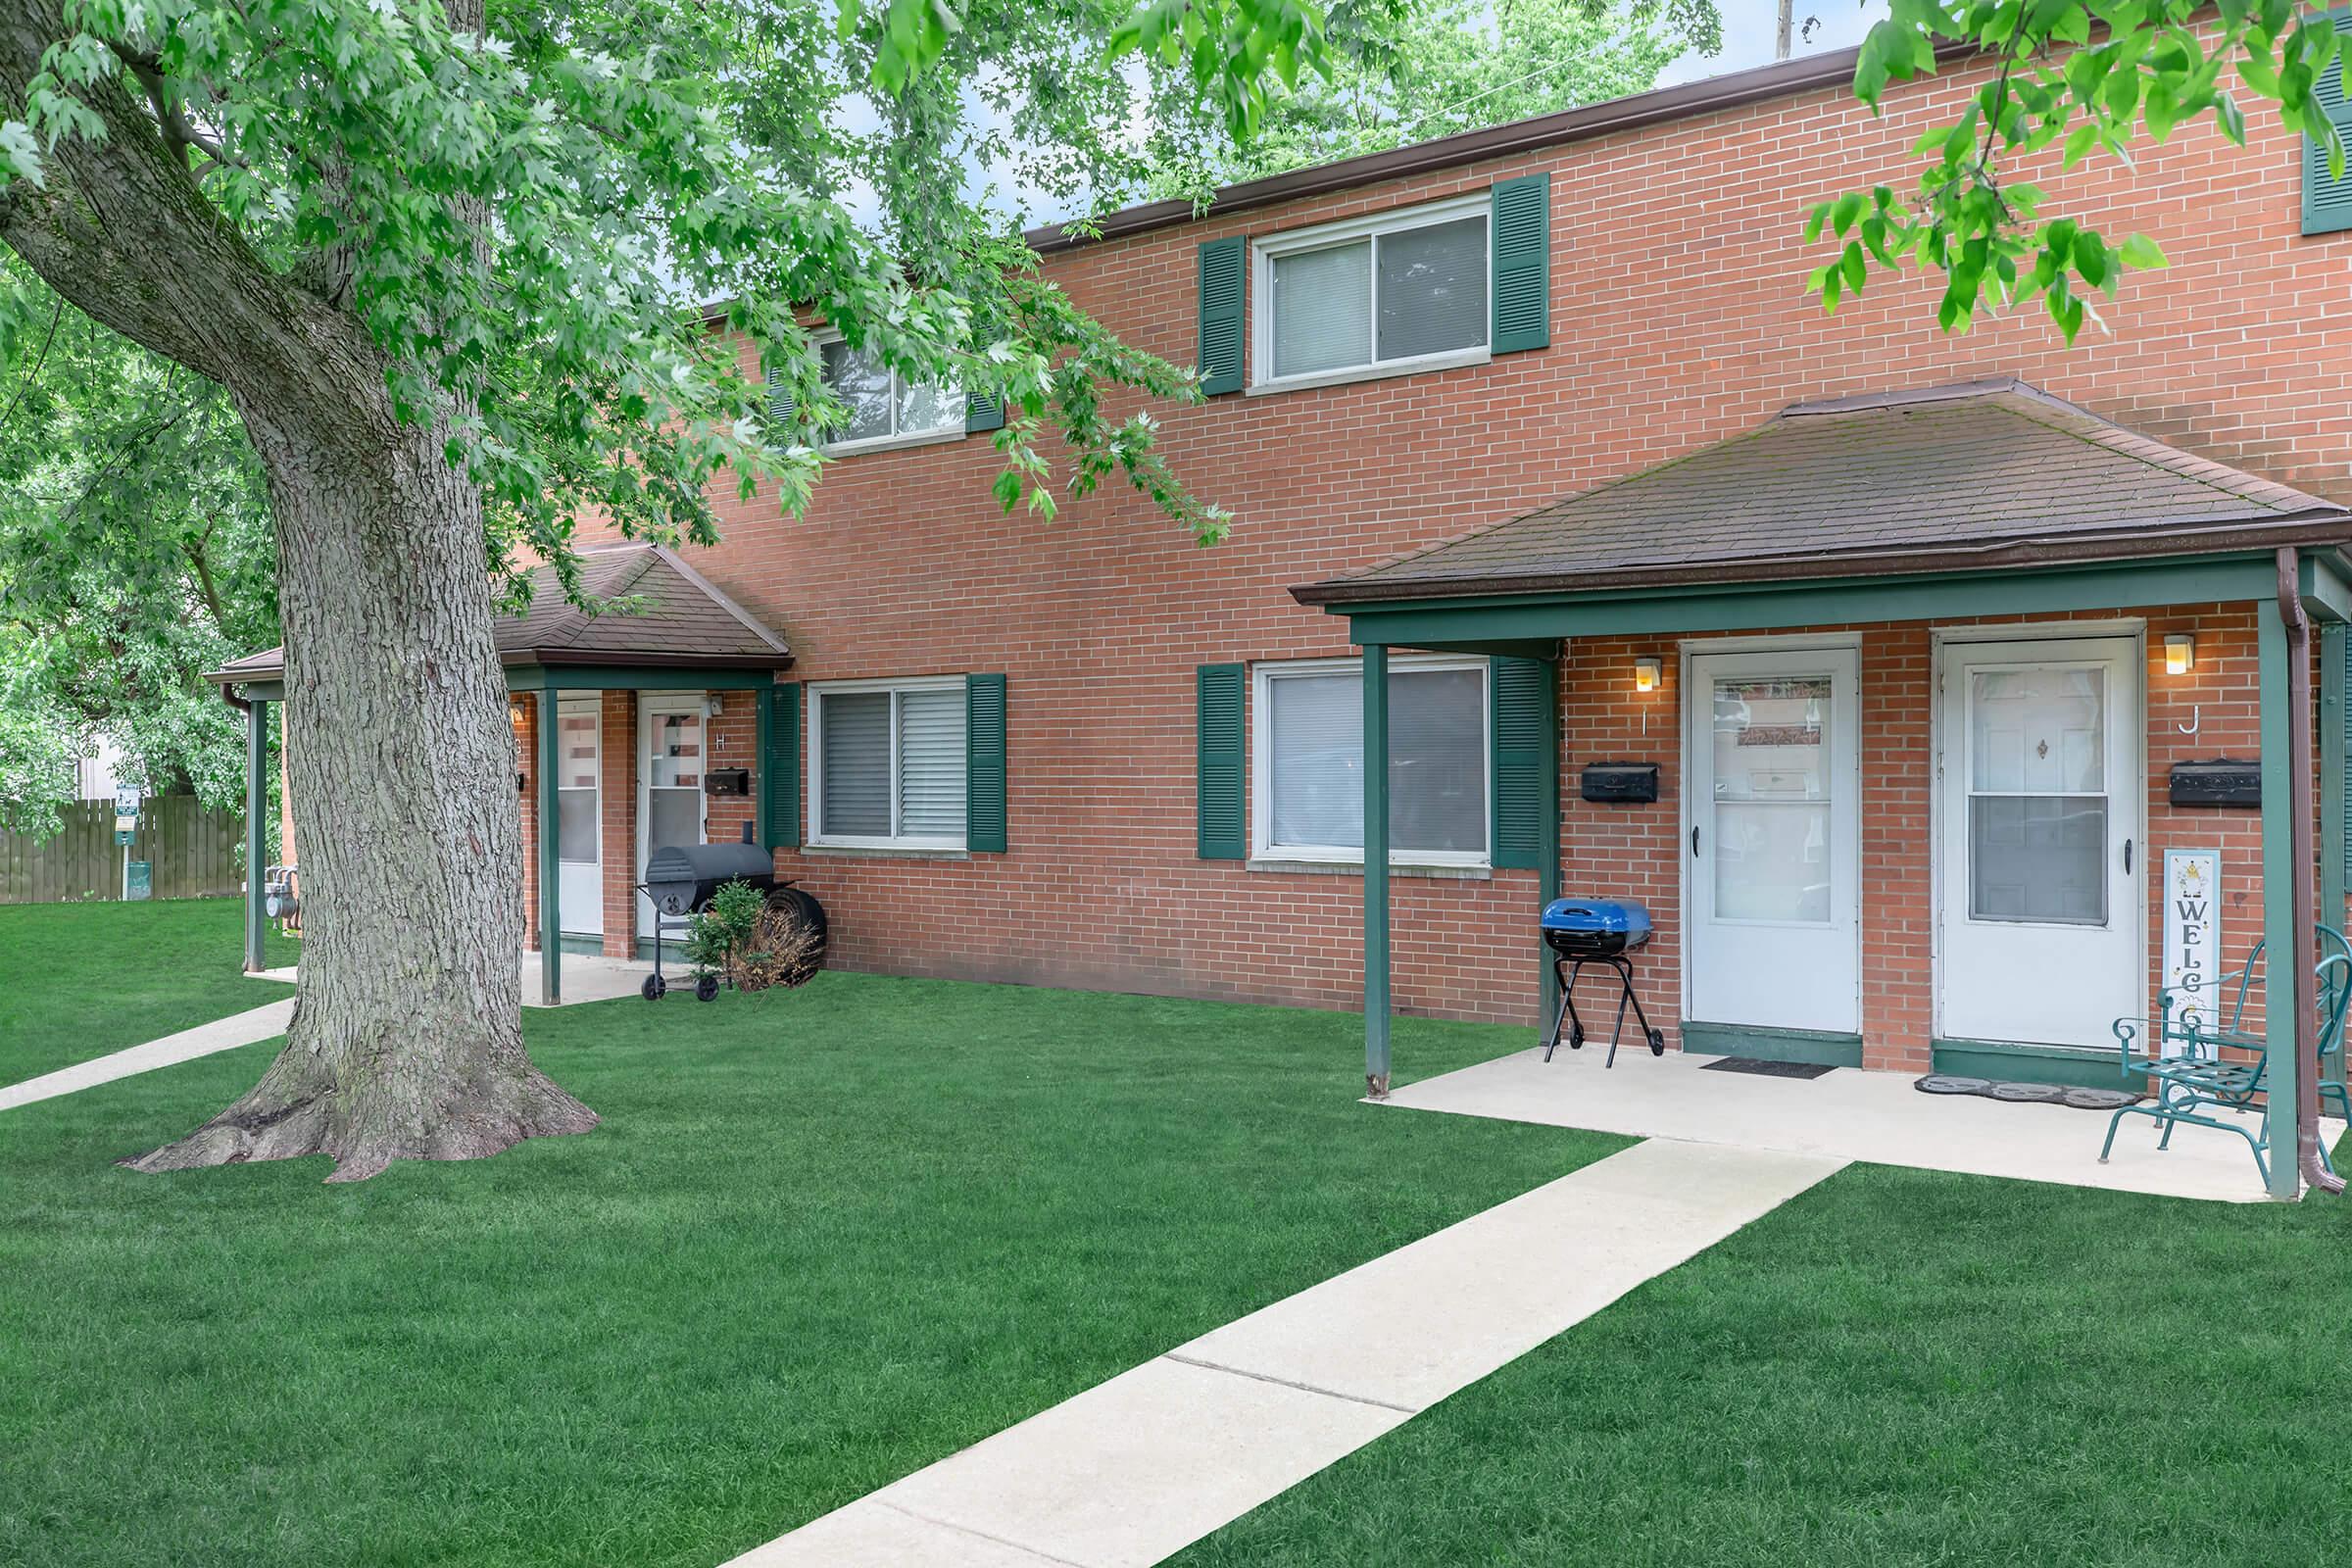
[216,42,2352,1198]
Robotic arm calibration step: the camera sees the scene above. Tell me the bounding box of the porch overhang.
[205,542,792,1007]
[1308,379,2352,1200]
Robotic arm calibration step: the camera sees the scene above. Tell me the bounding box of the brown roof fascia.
[1291,512,2352,608]
[1026,42,1982,256]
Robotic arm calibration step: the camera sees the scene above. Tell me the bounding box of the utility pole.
[1776,0,1794,60]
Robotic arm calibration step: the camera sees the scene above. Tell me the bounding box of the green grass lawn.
[0,897,299,1085]
[0,915,1620,1568]
[1174,1158,2352,1568]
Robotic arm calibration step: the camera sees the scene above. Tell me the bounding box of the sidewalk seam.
[1158,1352,1421,1414]
[872,1499,1095,1568]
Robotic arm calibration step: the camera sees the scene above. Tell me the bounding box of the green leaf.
[2118,233,2169,269]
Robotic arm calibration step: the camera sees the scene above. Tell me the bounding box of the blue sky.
[1661,1,1886,87]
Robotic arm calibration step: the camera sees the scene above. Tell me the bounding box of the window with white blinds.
[1254,196,1490,390]
[811,680,968,849]
[1253,656,1490,866]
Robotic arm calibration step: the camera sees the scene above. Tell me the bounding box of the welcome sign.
[2163,848,2223,1042]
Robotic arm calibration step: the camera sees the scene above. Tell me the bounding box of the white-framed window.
[814,335,963,456]
[1251,655,1490,868]
[808,676,967,850]
[1250,194,1491,394]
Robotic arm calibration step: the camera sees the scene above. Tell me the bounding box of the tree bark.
[1,0,596,1180]
[122,403,598,1181]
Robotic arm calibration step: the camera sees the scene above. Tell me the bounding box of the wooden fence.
[0,796,246,906]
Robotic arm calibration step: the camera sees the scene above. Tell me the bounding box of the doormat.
[1700,1056,1838,1080]
[1914,1074,2142,1110]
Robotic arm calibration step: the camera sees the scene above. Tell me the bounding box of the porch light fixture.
[2164,633,2196,675]
[1633,657,1662,694]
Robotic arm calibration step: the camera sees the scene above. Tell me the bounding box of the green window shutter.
[965,392,1004,433]
[1197,237,1247,395]
[965,673,1007,853]
[1489,655,1552,869]
[759,682,801,851]
[1197,663,1247,859]
[1490,172,1551,353]
[765,366,796,433]
[2311,39,2352,234]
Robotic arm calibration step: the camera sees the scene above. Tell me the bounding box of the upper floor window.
[1251,195,1491,393]
[818,339,962,454]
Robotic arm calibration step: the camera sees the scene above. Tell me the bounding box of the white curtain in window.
[1377,217,1488,363]
[898,687,967,839]
[1268,666,1486,855]
[897,379,962,439]
[821,692,893,836]
[1391,667,1487,854]
[1271,241,1373,378]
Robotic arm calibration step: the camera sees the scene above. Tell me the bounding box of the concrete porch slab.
[1381,1045,2289,1203]
[252,950,657,1008]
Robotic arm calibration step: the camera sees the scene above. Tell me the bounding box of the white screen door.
[555,697,601,936]
[1937,637,2141,1047]
[636,695,708,941]
[1686,646,1861,1033]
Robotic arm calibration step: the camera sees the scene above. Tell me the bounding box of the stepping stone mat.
[1915,1074,2143,1110]
[1698,1056,1838,1080]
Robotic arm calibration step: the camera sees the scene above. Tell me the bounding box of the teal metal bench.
[2104,927,2352,1188]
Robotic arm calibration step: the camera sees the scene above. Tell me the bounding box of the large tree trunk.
[122,403,597,1181]
[1,0,595,1182]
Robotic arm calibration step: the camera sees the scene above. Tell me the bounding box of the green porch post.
[2325,622,2347,926]
[244,697,269,974]
[1364,644,1391,1097]
[1539,655,1561,1027]
[537,689,562,1006]
[2260,606,2303,1199]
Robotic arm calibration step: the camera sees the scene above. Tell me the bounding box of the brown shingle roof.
[209,544,791,684]
[1295,379,2352,606]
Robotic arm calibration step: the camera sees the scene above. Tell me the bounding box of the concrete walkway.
[0,998,295,1112]
[728,1139,1844,1568]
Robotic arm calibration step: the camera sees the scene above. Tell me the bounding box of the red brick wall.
[553,47,2352,1043]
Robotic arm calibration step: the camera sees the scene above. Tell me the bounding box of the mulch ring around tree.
[1914,1074,2143,1111]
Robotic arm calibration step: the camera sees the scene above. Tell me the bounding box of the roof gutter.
[1028,41,1980,256]
[1293,512,2352,607]
[2275,548,2345,1198]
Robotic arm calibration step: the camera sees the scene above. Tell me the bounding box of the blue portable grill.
[1540,898,1664,1067]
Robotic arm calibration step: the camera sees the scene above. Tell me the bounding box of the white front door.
[636,695,709,942]
[1937,636,2143,1048]
[555,697,602,936]
[1685,646,1862,1033]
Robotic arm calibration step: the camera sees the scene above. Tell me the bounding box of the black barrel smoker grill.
[1540,897,1665,1067]
[636,822,826,1002]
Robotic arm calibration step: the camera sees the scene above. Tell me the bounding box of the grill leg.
[1543,957,1575,1062]
[1604,959,1634,1068]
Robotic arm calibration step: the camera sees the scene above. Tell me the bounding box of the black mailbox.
[2170,760,2261,808]
[1581,762,1660,805]
[704,767,751,797]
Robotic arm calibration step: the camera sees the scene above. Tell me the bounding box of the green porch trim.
[1332,554,2286,650]
[507,664,782,692]
[1364,644,1391,1095]
[2300,553,2352,624]
[537,691,562,1006]
[632,936,691,963]
[2258,603,2303,1199]
[2328,621,2349,921]
[1681,1021,1863,1068]
[234,679,287,702]
[557,934,608,958]
[1931,1038,2147,1091]
[1538,655,1560,1028]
